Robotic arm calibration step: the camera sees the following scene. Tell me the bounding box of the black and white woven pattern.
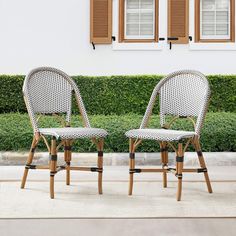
[39,127,108,140]
[126,70,210,141]
[23,67,107,139]
[126,129,196,142]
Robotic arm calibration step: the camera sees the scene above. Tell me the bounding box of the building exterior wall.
[0,0,235,75]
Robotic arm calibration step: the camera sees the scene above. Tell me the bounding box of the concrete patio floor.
[1,218,236,236]
[0,166,236,218]
[0,155,236,235]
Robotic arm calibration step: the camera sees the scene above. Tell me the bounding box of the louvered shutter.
[168,0,189,44]
[90,0,112,44]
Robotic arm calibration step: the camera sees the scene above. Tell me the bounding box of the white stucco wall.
[0,0,235,75]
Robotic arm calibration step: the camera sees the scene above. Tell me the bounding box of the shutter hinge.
[168,37,179,40]
[159,37,165,41]
[91,42,95,50]
[167,37,179,50]
[189,36,193,41]
[112,36,116,41]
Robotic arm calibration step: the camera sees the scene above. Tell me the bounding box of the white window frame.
[189,0,236,51]
[200,0,231,40]
[113,0,166,51]
[124,0,155,40]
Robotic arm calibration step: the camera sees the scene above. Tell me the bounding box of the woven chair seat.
[126,129,196,141]
[39,127,108,140]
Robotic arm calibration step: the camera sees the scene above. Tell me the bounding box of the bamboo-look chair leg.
[160,141,168,188]
[194,139,213,193]
[21,137,39,189]
[176,142,184,201]
[64,140,72,186]
[50,136,57,199]
[97,138,104,194]
[129,138,135,195]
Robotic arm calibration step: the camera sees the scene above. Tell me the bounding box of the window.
[201,0,230,39]
[195,0,235,42]
[125,0,155,39]
[119,0,159,42]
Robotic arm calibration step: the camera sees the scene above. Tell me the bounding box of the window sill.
[189,43,236,51]
[112,42,163,51]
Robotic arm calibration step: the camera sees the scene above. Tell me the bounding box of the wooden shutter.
[90,0,112,44]
[168,0,189,44]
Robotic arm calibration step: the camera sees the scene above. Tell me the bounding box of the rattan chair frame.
[126,70,213,201]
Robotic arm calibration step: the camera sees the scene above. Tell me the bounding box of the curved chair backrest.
[140,70,211,135]
[23,67,90,132]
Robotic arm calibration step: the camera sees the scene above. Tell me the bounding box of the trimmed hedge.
[0,112,235,152]
[0,75,235,114]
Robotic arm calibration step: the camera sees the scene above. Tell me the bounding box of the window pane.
[140,24,153,35]
[216,11,229,22]
[126,24,139,35]
[202,0,215,10]
[202,11,215,22]
[141,0,154,9]
[140,12,153,23]
[127,13,139,23]
[216,24,229,35]
[202,24,215,35]
[216,0,229,10]
[127,0,139,9]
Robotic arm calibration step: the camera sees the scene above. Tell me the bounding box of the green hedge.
[0,75,235,114]
[0,112,235,152]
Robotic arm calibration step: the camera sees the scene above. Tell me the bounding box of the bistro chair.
[125,70,213,201]
[21,67,108,199]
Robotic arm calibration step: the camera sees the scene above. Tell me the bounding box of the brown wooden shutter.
[168,0,189,44]
[90,0,112,44]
